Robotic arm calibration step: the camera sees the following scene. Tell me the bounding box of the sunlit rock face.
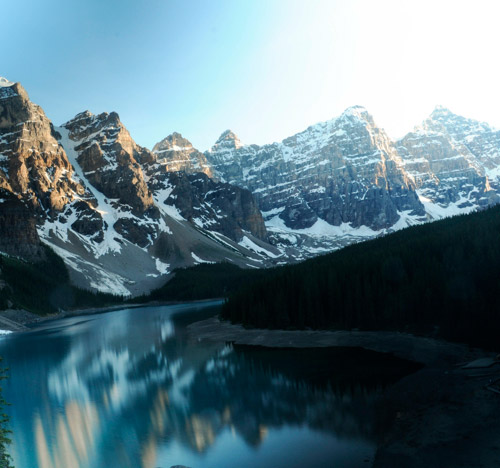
[0,78,277,294]
[62,110,162,247]
[0,81,88,216]
[152,132,213,178]
[205,107,425,231]
[0,79,91,261]
[64,111,157,217]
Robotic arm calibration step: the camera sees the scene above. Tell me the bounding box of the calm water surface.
[0,302,414,468]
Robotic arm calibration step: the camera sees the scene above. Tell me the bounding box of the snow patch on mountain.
[51,127,125,256]
[45,241,132,296]
[155,259,170,275]
[238,236,280,259]
[417,191,478,219]
[0,77,14,87]
[191,252,215,264]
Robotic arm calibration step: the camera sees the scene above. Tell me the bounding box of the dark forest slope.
[222,206,500,349]
[0,247,122,315]
[137,262,266,303]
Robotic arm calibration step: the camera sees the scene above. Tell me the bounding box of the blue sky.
[3,0,500,150]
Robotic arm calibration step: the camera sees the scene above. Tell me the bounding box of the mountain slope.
[0,245,122,315]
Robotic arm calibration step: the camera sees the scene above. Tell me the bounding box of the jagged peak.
[0,77,14,88]
[0,79,27,101]
[430,105,454,118]
[74,110,94,119]
[64,110,122,130]
[216,129,238,141]
[214,129,242,149]
[339,105,375,124]
[62,110,95,129]
[100,111,121,126]
[153,132,194,153]
[401,107,468,139]
[91,111,120,124]
[343,104,369,114]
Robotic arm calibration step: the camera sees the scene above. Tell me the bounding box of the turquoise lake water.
[0,302,413,468]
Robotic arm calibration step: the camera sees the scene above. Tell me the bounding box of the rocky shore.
[0,298,224,333]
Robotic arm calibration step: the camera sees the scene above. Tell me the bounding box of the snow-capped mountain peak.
[152,132,213,177]
[213,129,242,150]
[153,132,194,153]
[341,104,371,119]
[3,75,500,298]
[0,77,14,87]
[431,104,452,115]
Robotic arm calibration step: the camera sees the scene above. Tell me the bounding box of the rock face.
[147,133,267,242]
[0,80,86,217]
[430,106,500,177]
[148,171,267,242]
[0,79,90,261]
[397,107,497,212]
[152,132,213,177]
[205,107,425,231]
[64,111,157,216]
[0,190,46,261]
[0,78,279,295]
[61,111,161,247]
[203,106,500,255]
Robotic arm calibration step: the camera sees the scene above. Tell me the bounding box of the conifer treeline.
[138,263,266,302]
[0,247,122,315]
[222,205,500,349]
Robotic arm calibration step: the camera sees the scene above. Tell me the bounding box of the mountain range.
[1,76,499,296]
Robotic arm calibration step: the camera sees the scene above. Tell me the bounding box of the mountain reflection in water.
[0,303,418,468]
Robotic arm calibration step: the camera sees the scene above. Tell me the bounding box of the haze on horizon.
[3,0,500,151]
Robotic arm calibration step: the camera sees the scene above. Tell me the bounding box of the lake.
[0,302,417,468]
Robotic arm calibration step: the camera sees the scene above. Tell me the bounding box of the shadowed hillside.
[222,206,500,350]
[137,262,267,303]
[0,247,122,315]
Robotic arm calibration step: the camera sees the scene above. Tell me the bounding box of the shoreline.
[0,297,224,332]
[189,316,500,468]
[187,316,488,366]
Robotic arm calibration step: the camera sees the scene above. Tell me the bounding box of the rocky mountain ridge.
[198,105,500,257]
[206,106,426,230]
[152,132,213,177]
[2,75,500,295]
[0,79,279,296]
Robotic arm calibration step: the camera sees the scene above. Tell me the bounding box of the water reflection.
[34,401,99,468]
[0,303,417,468]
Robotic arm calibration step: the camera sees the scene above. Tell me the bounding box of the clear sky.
[2,0,500,151]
